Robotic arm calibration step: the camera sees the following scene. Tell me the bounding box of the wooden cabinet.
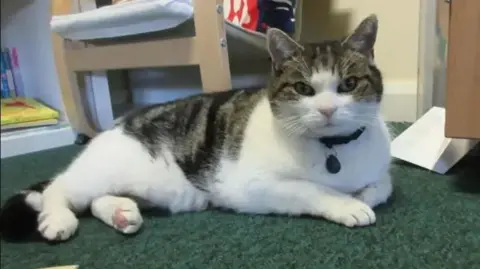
[444,0,480,139]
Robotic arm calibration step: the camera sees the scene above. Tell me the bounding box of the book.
[1,97,59,126]
[10,48,24,97]
[1,118,59,131]
[2,48,16,97]
[0,51,9,98]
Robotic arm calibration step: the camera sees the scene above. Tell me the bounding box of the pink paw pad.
[111,208,129,229]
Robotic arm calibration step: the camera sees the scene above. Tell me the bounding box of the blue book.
[0,52,10,98]
[2,48,16,97]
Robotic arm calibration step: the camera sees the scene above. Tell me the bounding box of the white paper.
[391,107,477,174]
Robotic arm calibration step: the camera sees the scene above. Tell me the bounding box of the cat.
[0,14,392,243]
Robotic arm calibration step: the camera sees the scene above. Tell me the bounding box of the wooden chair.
[50,0,232,140]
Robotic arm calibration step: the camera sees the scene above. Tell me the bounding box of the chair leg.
[85,71,115,131]
[52,34,98,140]
[193,0,232,92]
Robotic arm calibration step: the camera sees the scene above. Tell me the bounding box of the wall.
[299,0,421,121]
[433,0,450,108]
[416,0,437,117]
[416,0,449,116]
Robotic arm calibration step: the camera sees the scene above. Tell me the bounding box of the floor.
[0,123,479,269]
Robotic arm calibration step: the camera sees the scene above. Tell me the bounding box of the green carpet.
[1,124,479,269]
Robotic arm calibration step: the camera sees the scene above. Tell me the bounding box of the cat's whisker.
[283,121,307,137]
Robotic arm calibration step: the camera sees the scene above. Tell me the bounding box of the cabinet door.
[444,0,480,139]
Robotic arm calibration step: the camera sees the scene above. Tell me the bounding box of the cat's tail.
[0,181,50,242]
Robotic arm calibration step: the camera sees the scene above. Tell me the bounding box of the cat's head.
[266,14,383,137]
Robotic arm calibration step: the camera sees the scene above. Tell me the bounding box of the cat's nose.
[318,107,337,118]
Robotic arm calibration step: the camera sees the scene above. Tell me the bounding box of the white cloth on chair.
[51,0,194,40]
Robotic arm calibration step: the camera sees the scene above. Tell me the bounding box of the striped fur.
[122,89,264,190]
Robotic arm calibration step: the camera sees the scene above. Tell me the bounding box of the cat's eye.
[293,82,315,96]
[338,76,359,93]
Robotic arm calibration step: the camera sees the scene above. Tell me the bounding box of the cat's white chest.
[237,106,390,194]
[233,134,386,194]
[304,129,390,193]
[221,98,391,195]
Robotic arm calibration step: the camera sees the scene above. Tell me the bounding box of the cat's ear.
[344,14,378,55]
[266,28,303,69]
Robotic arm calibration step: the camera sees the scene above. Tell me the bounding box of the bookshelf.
[1,0,75,158]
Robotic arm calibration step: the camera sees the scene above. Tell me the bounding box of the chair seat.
[50,0,267,53]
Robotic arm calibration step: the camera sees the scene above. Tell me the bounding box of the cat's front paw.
[322,199,376,227]
[38,208,79,241]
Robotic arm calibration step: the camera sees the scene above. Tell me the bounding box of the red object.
[4,100,35,109]
[226,0,259,31]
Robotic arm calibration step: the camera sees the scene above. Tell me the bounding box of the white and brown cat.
[0,14,392,243]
